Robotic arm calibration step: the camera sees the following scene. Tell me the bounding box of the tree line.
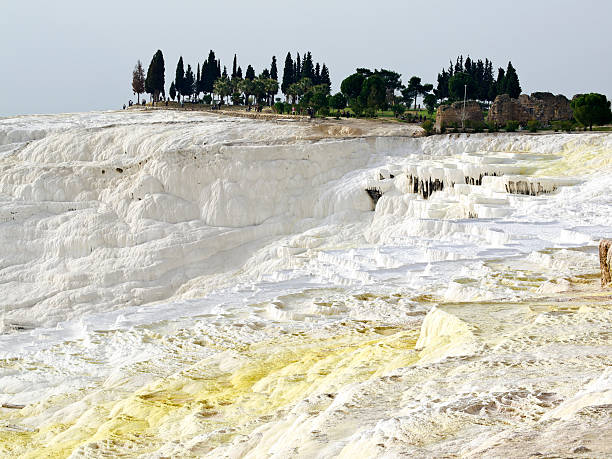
[131,50,611,129]
[131,49,332,108]
[435,55,521,103]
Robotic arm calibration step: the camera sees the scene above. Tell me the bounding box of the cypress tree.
[296,53,301,79]
[169,81,176,101]
[237,66,243,79]
[222,66,228,79]
[281,52,294,95]
[504,61,521,98]
[184,64,195,100]
[175,56,185,101]
[484,59,496,103]
[245,65,255,80]
[314,62,321,85]
[270,56,278,81]
[217,60,221,80]
[196,63,201,97]
[496,67,506,96]
[301,52,314,81]
[320,64,331,93]
[131,60,145,104]
[145,50,165,103]
[232,54,238,79]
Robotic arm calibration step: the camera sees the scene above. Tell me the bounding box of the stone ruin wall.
[488,92,572,126]
[435,101,484,133]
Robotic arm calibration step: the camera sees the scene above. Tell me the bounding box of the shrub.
[527,120,540,132]
[318,106,330,117]
[202,94,212,104]
[391,104,406,118]
[273,102,285,114]
[486,121,498,132]
[505,120,519,132]
[421,119,434,135]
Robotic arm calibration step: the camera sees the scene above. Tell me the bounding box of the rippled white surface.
[0,110,611,457]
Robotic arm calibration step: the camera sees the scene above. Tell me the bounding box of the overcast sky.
[1,0,610,116]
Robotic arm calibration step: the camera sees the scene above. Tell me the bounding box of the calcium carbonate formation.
[0,111,611,457]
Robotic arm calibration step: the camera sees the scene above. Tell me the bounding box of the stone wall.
[435,101,484,133]
[488,92,572,126]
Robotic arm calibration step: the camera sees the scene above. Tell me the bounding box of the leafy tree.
[281,52,294,97]
[132,60,145,104]
[448,72,476,101]
[270,56,278,81]
[175,56,185,101]
[145,49,165,104]
[359,74,386,112]
[391,103,406,117]
[245,65,255,80]
[301,84,329,114]
[340,72,365,103]
[402,76,433,109]
[239,79,256,106]
[213,77,232,104]
[423,93,437,114]
[169,81,176,101]
[504,61,521,98]
[571,93,612,130]
[329,92,347,113]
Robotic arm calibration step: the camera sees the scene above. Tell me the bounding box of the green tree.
[448,72,476,101]
[169,81,176,101]
[504,61,521,98]
[245,65,256,81]
[175,56,185,101]
[183,64,195,100]
[281,52,294,97]
[391,103,406,117]
[213,77,232,104]
[359,74,386,112]
[263,78,279,105]
[232,54,238,79]
[423,93,437,114]
[402,76,433,109]
[301,52,314,80]
[132,60,145,104]
[571,93,612,130]
[239,79,256,106]
[320,64,331,94]
[340,72,365,103]
[495,67,506,96]
[329,92,347,114]
[270,56,278,81]
[145,50,165,104]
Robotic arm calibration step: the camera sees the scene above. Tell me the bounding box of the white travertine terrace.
[0,111,611,457]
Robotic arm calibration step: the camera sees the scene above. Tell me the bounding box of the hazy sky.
[1,0,610,116]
